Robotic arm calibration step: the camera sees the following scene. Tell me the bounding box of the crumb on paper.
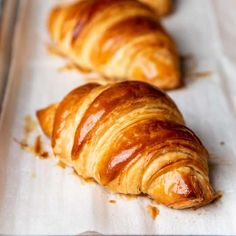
[32,172,36,179]
[14,135,50,160]
[56,161,67,169]
[188,71,212,80]
[24,115,37,135]
[118,194,137,201]
[151,199,159,205]
[33,135,49,159]
[109,199,117,204]
[58,62,91,73]
[22,115,38,144]
[40,151,49,159]
[14,138,31,152]
[14,115,50,160]
[83,177,95,184]
[181,53,212,80]
[46,43,66,58]
[34,135,42,155]
[147,205,159,220]
[58,63,79,72]
[14,138,29,149]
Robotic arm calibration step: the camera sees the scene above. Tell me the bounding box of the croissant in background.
[37,81,218,209]
[48,0,181,90]
[139,0,173,16]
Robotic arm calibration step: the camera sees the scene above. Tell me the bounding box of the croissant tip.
[165,191,221,210]
[36,108,44,123]
[192,191,222,210]
[36,104,57,138]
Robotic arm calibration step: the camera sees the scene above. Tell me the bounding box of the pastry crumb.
[109,199,116,204]
[31,172,36,179]
[56,161,66,169]
[147,205,159,220]
[24,115,37,136]
[84,178,94,183]
[189,71,212,80]
[14,135,50,160]
[14,115,51,159]
[151,199,158,205]
[58,62,91,73]
[33,135,50,159]
[46,43,66,58]
[34,135,42,155]
[181,54,212,81]
[40,151,49,159]
[119,194,137,201]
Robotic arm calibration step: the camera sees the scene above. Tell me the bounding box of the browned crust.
[36,81,218,209]
[47,0,181,90]
[71,81,182,159]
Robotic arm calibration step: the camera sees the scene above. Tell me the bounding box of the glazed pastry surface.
[37,81,218,209]
[48,0,180,90]
[139,0,173,16]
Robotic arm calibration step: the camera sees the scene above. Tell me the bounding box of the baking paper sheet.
[0,0,236,234]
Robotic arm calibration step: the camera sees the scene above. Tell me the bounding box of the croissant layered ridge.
[48,0,181,90]
[37,81,218,209]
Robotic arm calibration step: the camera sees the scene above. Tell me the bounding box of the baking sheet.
[0,0,236,234]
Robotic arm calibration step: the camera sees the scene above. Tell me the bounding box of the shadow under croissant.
[172,0,178,15]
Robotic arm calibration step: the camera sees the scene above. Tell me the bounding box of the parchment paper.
[0,0,236,234]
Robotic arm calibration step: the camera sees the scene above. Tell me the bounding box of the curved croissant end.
[138,0,173,16]
[37,81,218,209]
[47,0,181,90]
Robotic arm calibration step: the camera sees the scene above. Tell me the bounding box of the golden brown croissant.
[139,0,173,16]
[48,0,181,90]
[36,81,218,209]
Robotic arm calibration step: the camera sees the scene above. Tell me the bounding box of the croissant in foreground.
[48,0,180,90]
[37,81,218,209]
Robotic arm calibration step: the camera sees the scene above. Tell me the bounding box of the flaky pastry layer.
[48,0,180,89]
[37,81,218,209]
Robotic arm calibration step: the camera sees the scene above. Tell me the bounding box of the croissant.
[138,0,173,16]
[48,0,181,90]
[37,81,218,209]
